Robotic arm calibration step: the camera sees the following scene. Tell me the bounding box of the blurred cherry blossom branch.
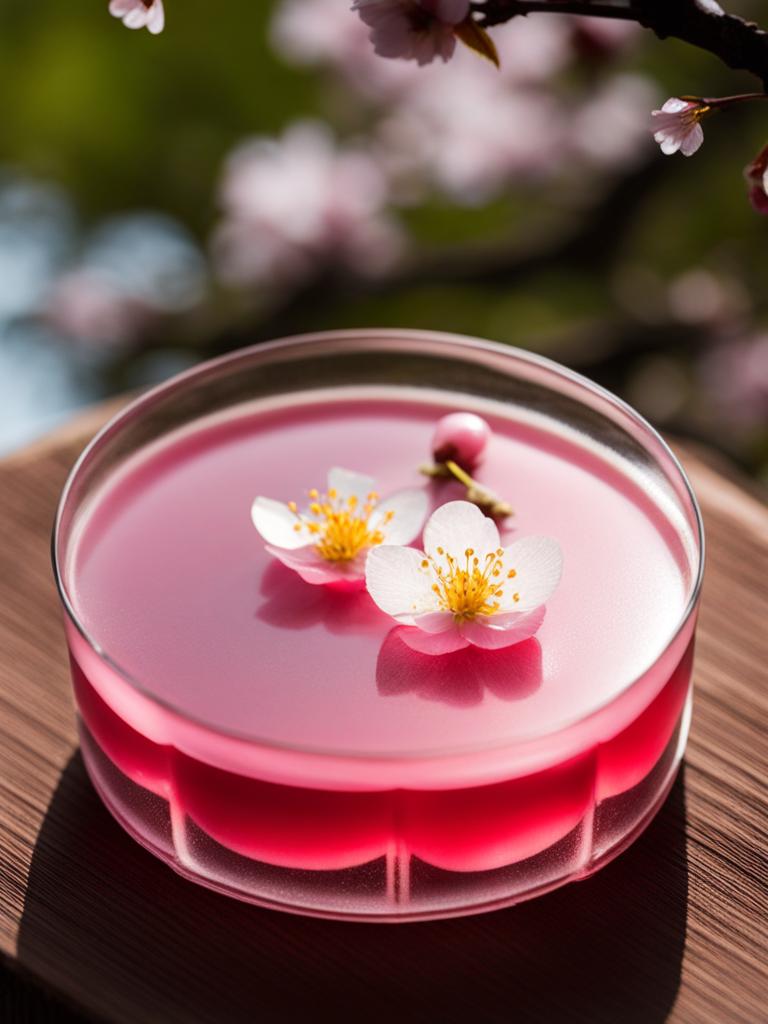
[192,154,665,357]
[477,1,768,88]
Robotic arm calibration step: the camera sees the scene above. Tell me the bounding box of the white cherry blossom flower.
[109,0,165,34]
[366,501,562,654]
[651,97,709,157]
[352,0,470,66]
[252,468,428,587]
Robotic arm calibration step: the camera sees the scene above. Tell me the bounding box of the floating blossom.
[651,97,709,157]
[109,0,165,34]
[352,0,470,66]
[252,468,428,587]
[213,122,402,288]
[366,501,562,654]
[744,143,768,215]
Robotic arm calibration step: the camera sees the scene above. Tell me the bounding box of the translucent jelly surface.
[66,390,692,760]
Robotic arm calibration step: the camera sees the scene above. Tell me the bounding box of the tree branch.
[477,0,768,89]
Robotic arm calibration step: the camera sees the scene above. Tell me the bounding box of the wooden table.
[0,403,766,1024]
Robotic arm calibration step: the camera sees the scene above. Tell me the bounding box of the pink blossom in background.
[571,74,658,167]
[699,336,768,429]
[651,97,707,157]
[570,14,640,54]
[271,0,370,67]
[272,0,424,98]
[271,3,648,203]
[272,4,570,99]
[492,16,571,85]
[744,144,768,214]
[213,122,402,288]
[45,271,152,345]
[667,268,749,327]
[109,0,165,34]
[376,61,564,201]
[352,0,470,65]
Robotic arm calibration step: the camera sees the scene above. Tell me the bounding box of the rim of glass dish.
[52,329,705,762]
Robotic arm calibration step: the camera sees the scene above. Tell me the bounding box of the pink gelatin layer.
[61,389,698,918]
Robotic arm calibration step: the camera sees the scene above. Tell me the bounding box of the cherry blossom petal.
[423,500,500,561]
[398,626,470,655]
[327,466,377,502]
[251,497,307,550]
[411,609,456,633]
[146,1,165,32]
[460,607,546,650]
[353,0,464,66]
[109,0,165,34]
[368,487,428,544]
[424,0,470,22]
[679,123,704,157]
[661,97,690,115]
[365,545,438,621]
[498,536,563,612]
[266,544,365,586]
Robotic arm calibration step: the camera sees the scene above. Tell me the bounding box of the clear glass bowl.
[53,330,703,921]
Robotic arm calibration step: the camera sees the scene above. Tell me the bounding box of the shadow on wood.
[17,753,689,1024]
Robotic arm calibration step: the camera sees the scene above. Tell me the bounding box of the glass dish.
[53,330,703,921]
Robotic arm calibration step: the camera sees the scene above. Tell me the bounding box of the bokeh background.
[0,0,766,476]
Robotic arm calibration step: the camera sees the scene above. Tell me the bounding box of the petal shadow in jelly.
[255,559,384,636]
[376,626,542,708]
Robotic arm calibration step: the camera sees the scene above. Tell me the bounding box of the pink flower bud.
[432,412,490,470]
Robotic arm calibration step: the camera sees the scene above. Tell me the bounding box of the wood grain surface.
[0,403,766,1024]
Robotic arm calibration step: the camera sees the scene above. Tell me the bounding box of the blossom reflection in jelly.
[377,626,542,707]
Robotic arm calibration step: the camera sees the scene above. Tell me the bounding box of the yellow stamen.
[289,482,394,563]
[425,547,519,622]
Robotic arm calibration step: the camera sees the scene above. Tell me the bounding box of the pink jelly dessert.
[55,332,702,920]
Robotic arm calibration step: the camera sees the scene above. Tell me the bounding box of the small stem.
[444,460,476,489]
[706,92,768,111]
[445,461,515,520]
